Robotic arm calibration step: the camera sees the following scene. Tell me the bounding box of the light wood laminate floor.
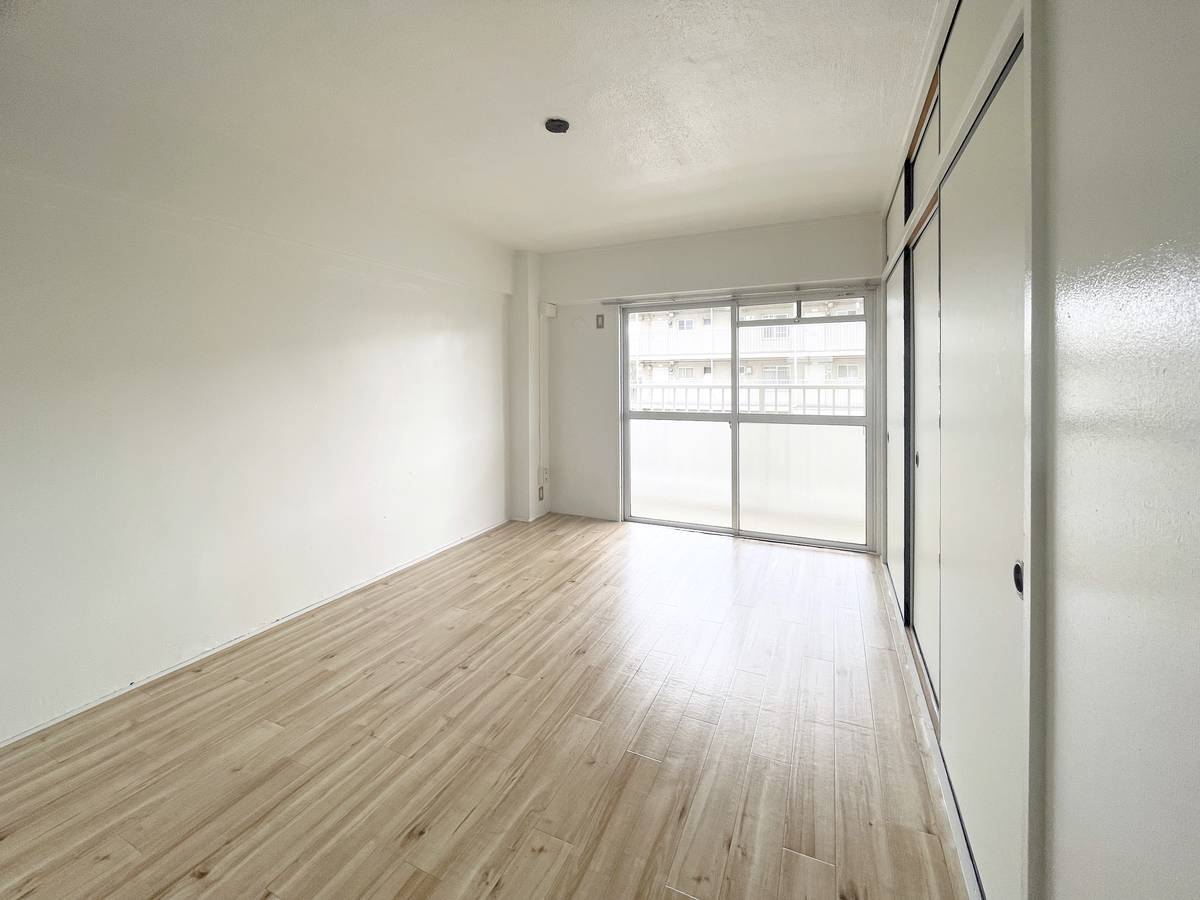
[0,515,968,899]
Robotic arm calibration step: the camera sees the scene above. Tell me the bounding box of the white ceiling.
[0,0,937,252]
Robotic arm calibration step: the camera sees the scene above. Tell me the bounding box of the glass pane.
[738,321,866,415]
[800,297,865,318]
[738,301,795,321]
[739,423,866,543]
[627,306,731,413]
[629,419,731,528]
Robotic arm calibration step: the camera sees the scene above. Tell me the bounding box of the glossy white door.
[884,265,906,610]
[912,212,941,698]
[939,51,1027,900]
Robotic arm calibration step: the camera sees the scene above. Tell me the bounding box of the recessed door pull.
[915,451,920,466]
[1013,560,1024,596]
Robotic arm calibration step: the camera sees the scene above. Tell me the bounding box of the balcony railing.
[629,383,865,416]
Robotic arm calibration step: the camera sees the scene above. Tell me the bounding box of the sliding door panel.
[912,212,942,698]
[912,100,940,206]
[628,419,731,527]
[938,50,1026,900]
[739,423,865,544]
[625,303,734,530]
[736,296,869,547]
[885,265,907,609]
[940,0,1011,141]
[885,175,905,262]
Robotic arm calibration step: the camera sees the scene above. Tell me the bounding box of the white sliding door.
[911,212,941,699]
[938,49,1027,900]
[884,265,906,608]
[940,0,1012,140]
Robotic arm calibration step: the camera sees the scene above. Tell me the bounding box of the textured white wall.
[540,215,881,303]
[0,9,514,744]
[544,217,881,520]
[0,167,511,743]
[550,304,622,520]
[1040,1,1200,896]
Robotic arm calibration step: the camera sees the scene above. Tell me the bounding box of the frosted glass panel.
[739,423,866,544]
[629,419,731,528]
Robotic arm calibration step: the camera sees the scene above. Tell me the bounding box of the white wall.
[544,217,881,520]
[541,215,881,303]
[0,165,511,744]
[0,20,514,744]
[1039,2,1200,897]
[550,304,622,519]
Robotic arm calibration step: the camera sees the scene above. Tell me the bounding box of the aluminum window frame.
[620,287,878,552]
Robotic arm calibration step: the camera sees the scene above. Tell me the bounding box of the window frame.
[620,288,876,552]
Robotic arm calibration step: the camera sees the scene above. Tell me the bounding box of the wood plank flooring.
[0,514,968,899]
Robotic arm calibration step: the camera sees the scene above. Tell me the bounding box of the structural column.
[507,250,550,521]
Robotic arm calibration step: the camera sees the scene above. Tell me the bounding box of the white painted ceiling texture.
[0,0,937,252]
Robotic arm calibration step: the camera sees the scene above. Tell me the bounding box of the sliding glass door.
[624,303,735,528]
[622,292,871,549]
[736,296,868,545]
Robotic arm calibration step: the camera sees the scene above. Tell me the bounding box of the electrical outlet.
[538,485,544,501]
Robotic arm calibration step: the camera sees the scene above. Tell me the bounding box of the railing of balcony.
[629,383,866,416]
[630,384,733,413]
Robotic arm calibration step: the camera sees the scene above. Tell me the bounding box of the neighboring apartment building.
[627,297,866,416]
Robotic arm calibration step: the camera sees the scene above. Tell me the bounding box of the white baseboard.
[0,518,508,751]
[509,511,551,523]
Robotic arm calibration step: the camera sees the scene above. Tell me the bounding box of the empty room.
[1,1,1196,898]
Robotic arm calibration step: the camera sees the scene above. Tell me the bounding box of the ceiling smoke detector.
[544,118,570,134]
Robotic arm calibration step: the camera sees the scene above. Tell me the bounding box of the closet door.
[911,212,941,697]
[940,0,1011,139]
[938,49,1027,900]
[884,264,906,610]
